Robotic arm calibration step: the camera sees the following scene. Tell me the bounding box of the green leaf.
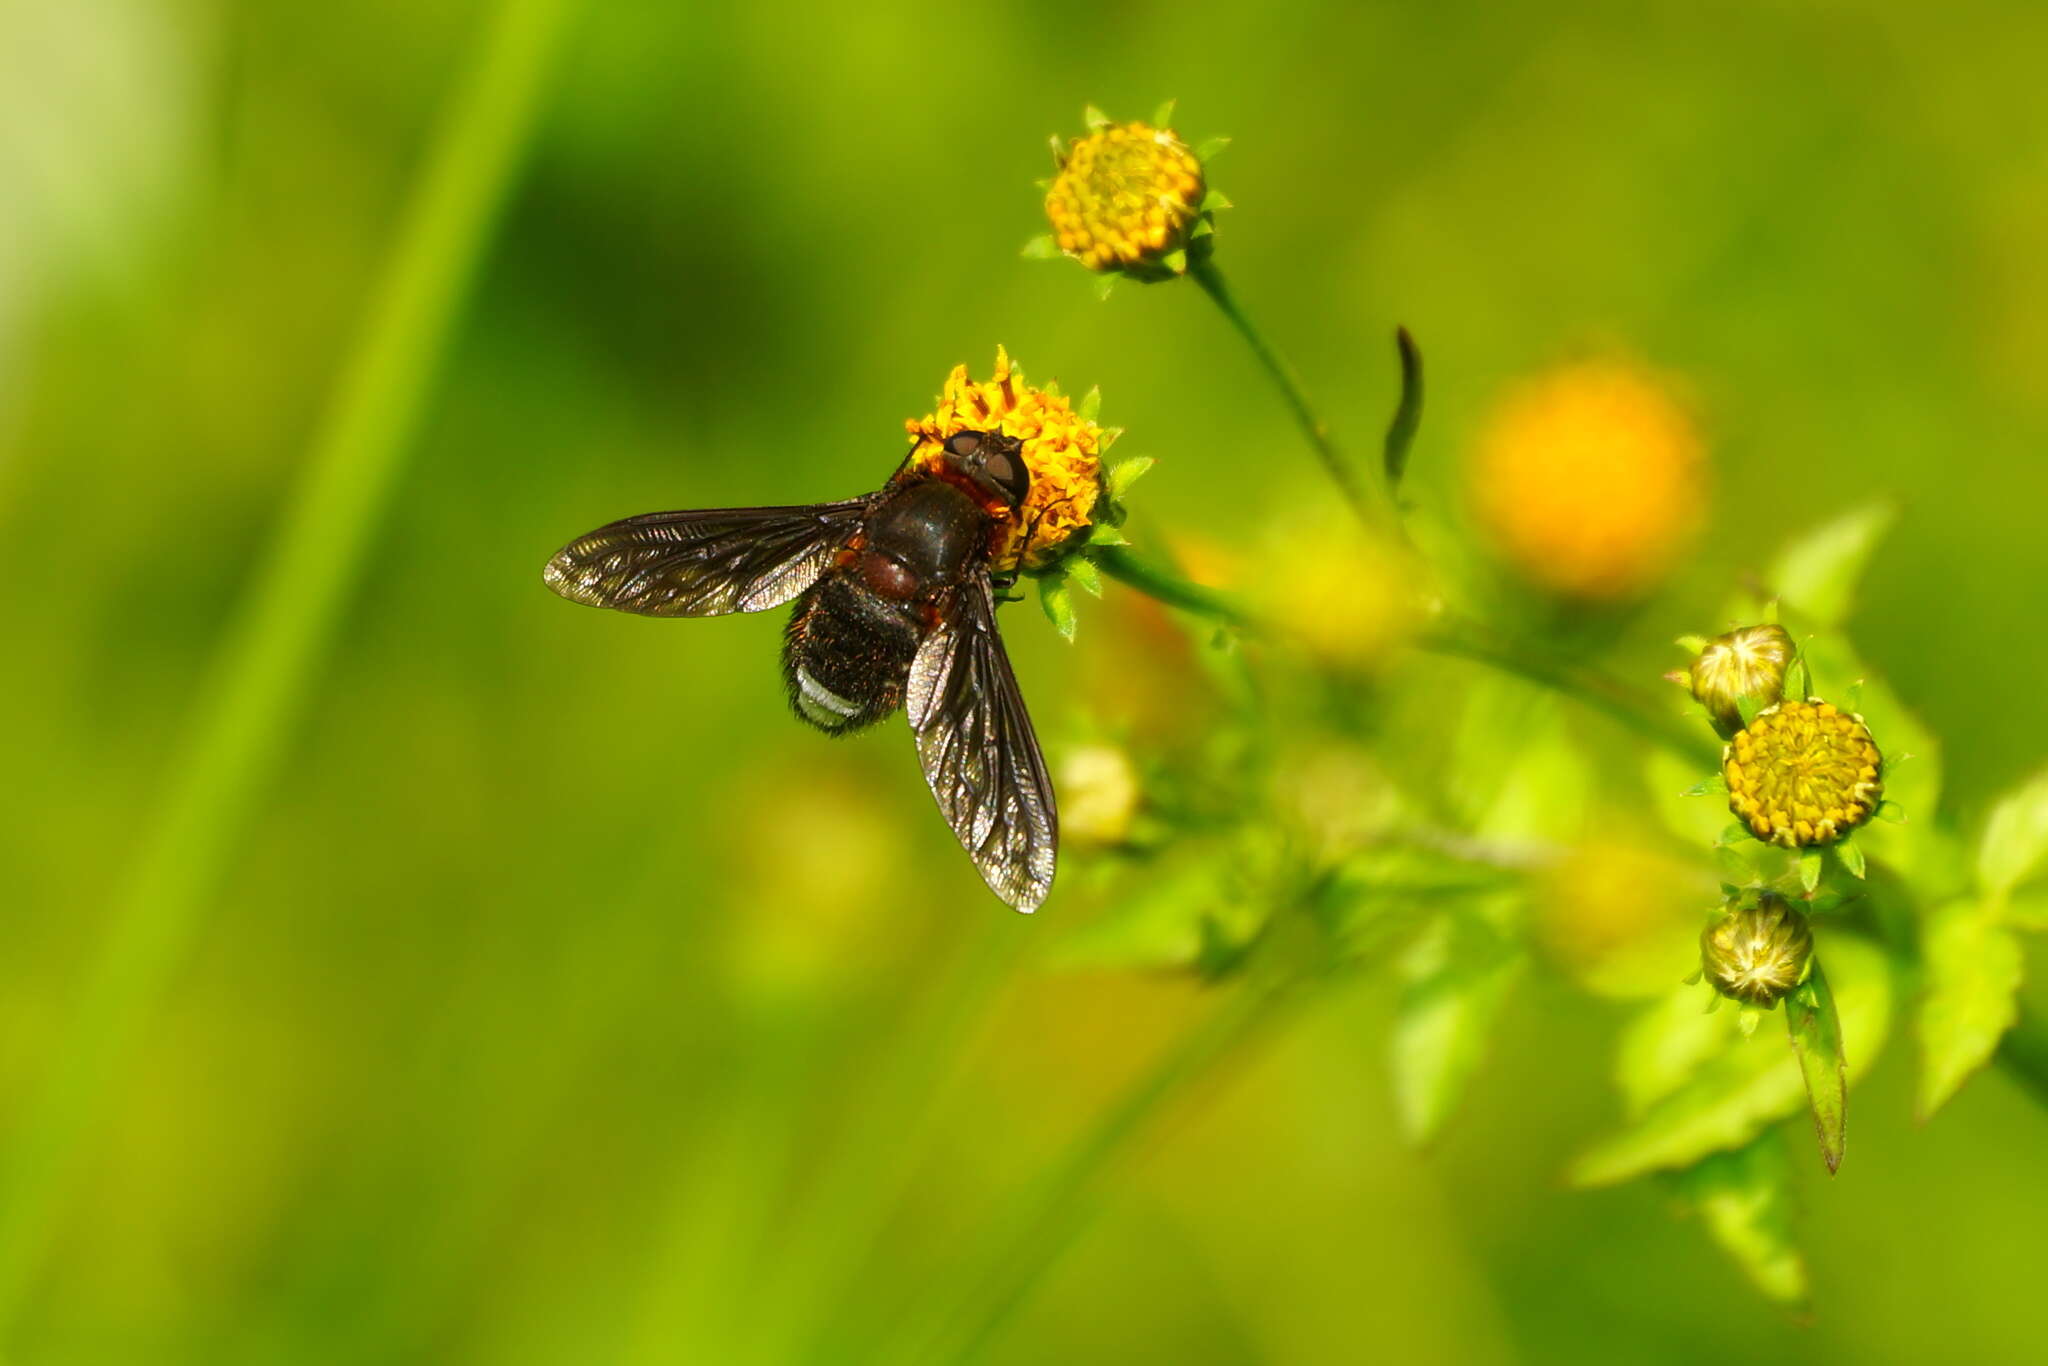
[1106,456,1155,500]
[1784,959,1847,1173]
[1835,837,1866,880]
[1677,1138,1811,1313]
[1066,557,1102,598]
[1571,936,1889,1187]
[1020,234,1062,261]
[1767,503,1897,627]
[2004,888,2048,931]
[1039,575,1077,641]
[1391,912,1523,1146]
[1916,897,2024,1119]
[1977,769,2048,898]
[1383,327,1423,491]
[1799,848,1823,894]
[1193,134,1232,162]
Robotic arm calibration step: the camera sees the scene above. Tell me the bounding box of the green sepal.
[1200,187,1233,213]
[1106,456,1155,500]
[1875,800,1906,824]
[1193,134,1231,162]
[1676,634,1711,654]
[1039,574,1078,641]
[1097,425,1125,450]
[1161,246,1188,274]
[1798,848,1824,894]
[1187,218,1215,240]
[1021,234,1062,260]
[1151,98,1177,128]
[1085,525,1131,548]
[1066,557,1103,599]
[1842,679,1864,713]
[1685,775,1730,797]
[1737,693,1766,728]
[1788,651,1813,701]
[1047,134,1067,170]
[1093,273,1118,302]
[1719,822,1754,848]
[1835,837,1867,880]
[1077,385,1102,423]
[1083,104,1111,129]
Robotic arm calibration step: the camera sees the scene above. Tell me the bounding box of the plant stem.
[0,0,577,1334]
[886,971,1307,1366]
[1091,545,1249,628]
[1189,258,1391,533]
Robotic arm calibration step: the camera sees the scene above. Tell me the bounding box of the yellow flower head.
[1701,893,1813,1008]
[1468,359,1706,601]
[1046,119,1207,278]
[905,348,1106,572]
[1724,698,1883,848]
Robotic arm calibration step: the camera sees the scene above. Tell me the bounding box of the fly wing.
[906,576,1058,913]
[543,499,871,617]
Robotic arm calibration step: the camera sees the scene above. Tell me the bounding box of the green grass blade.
[0,0,579,1335]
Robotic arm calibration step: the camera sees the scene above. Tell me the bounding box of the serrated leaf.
[1391,912,1523,1146]
[1194,135,1231,162]
[1039,575,1077,641]
[1021,234,1062,260]
[1977,769,2048,897]
[1916,897,2023,1119]
[1106,456,1155,500]
[1768,503,1896,627]
[1571,936,1889,1187]
[1678,1138,1810,1312]
[1066,557,1102,598]
[1785,959,1846,1173]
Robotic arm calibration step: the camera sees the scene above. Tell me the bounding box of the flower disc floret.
[1723,699,1883,848]
[1046,121,1205,277]
[905,347,1104,573]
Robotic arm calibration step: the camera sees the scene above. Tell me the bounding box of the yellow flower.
[1700,894,1813,1007]
[905,347,1105,572]
[1046,119,1206,278]
[1687,624,1794,737]
[1724,699,1883,848]
[1468,359,1706,601]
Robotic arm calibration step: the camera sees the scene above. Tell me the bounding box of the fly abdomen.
[782,571,925,733]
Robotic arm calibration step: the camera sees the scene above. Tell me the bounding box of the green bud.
[1700,894,1814,1008]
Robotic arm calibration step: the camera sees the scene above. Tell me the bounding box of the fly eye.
[944,431,984,459]
[981,448,1030,505]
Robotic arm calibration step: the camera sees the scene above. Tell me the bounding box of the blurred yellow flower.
[905,347,1104,572]
[1045,120,1206,277]
[1057,744,1141,846]
[1532,841,1712,998]
[1468,359,1706,601]
[1725,699,1883,847]
[1251,519,1421,672]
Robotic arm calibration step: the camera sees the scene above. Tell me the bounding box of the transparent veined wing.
[906,576,1058,912]
[543,499,871,617]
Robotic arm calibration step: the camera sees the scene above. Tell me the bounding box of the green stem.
[1189,259,1390,533]
[0,0,577,1334]
[1091,545,1249,628]
[885,972,1305,1366]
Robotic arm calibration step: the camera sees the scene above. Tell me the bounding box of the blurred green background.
[7,0,2048,1361]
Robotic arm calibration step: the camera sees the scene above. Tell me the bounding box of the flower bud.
[1687,625,1794,737]
[1700,894,1813,1007]
[1045,118,1207,279]
[1724,698,1883,848]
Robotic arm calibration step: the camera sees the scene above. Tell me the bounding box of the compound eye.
[944,431,984,460]
[980,447,1030,505]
